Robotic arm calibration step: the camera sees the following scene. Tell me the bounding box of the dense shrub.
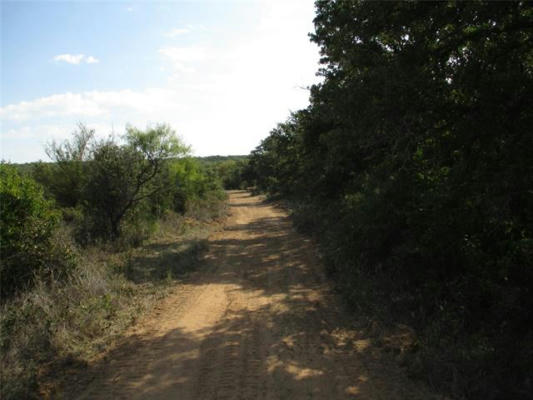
[213,159,249,189]
[1,123,226,298]
[0,164,74,299]
[247,1,533,398]
[167,158,221,212]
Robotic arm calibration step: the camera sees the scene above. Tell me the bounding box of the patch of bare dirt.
[64,190,441,399]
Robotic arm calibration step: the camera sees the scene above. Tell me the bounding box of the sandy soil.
[65,191,440,399]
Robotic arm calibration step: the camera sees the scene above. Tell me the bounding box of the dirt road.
[68,191,438,399]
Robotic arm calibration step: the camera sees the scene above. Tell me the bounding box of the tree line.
[244,1,532,399]
[1,124,230,299]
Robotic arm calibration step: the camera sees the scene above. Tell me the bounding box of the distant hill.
[193,155,248,165]
[8,155,249,176]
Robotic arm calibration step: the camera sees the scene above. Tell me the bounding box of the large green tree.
[248,1,532,397]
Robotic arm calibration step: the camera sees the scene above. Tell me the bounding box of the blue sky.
[1,0,320,162]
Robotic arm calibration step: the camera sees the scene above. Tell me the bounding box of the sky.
[0,0,321,163]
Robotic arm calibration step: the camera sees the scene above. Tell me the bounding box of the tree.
[247,114,305,196]
[84,124,189,240]
[249,1,533,397]
[34,124,95,208]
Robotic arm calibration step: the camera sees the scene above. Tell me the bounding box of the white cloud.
[165,24,207,38]
[165,28,190,37]
[54,54,85,64]
[3,0,321,162]
[0,89,187,122]
[86,56,99,64]
[53,54,99,65]
[158,46,207,73]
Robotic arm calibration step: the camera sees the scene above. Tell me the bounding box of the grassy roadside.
[0,209,226,400]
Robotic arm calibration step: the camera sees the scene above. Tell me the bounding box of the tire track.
[66,191,441,400]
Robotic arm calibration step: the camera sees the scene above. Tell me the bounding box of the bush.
[67,124,189,242]
[247,1,533,397]
[0,164,74,299]
[0,199,218,399]
[32,124,226,247]
[166,158,226,215]
[214,159,249,189]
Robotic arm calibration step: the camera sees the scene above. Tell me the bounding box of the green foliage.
[1,152,226,399]
[1,123,227,398]
[82,141,146,240]
[34,124,94,208]
[26,123,227,247]
[213,159,249,189]
[248,1,533,398]
[194,155,248,166]
[166,157,224,213]
[28,123,225,245]
[66,124,189,241]
[248,115,306,197]
[0,164,74,299]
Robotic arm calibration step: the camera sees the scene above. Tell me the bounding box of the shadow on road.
[64,191,433,399]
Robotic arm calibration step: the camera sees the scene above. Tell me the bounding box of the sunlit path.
[67,191,437,399]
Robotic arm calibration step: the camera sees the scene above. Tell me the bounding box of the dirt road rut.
[69,191,438,399]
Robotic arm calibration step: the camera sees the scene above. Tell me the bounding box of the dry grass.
[0,211,222,400]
